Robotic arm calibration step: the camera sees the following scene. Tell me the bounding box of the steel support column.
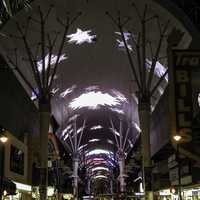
[39,101,51,200]
[73,156,79,200]
[118,152,126,194]
[138,97,153,200]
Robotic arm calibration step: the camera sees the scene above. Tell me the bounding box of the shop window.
[10,145,24,175]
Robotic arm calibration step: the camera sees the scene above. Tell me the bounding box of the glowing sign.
[67,28,96,45]
[13,181,32,192]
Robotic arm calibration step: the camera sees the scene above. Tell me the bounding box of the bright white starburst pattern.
[67,28,96,45]
[69,91,124,110]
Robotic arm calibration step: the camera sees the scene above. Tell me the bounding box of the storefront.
[157,185,200,200]
[4,181,32,200]
[32,186,62,200]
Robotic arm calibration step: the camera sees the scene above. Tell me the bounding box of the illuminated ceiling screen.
[67,28,96,45]
[69,90,126,110]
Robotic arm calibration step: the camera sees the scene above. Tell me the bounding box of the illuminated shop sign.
[170,50,200,142]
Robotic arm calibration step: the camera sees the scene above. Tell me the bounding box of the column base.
[39,185,47,200]
[145,191,154,200]
[39,168,47,200]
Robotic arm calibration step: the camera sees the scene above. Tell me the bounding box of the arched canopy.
[0,0,192,180]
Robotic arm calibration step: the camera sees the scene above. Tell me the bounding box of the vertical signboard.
[169,50,200,142]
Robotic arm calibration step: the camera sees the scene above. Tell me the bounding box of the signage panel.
[169,50,200,142]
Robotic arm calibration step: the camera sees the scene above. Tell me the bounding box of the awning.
[0,177,16,195]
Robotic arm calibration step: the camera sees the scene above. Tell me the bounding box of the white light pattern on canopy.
[157,86,164,96]
[37,53,67,73]
[78,144,88,151]
[31,88,39,100]
[60,85,77,98]
[92,167,109,172]
[110,128,120,136]
[90,125,103,130]
[93,175,107,179]
[133,122,141,133]
[111,89,127,102]
[89,139,100,143]
[128,139,133,148]
[69,91,126,110]
[198,93,200,107]
[63,133,69,141]
[115,32,133,51]
[86,149,113,156]
[107,139,114,145]
[85,85,99,92]
[61,124,72,137]
[68,114,80,122]
[31,91,37,100]
[77,127,84,134]
[146,59,168,81]
[67,28,96,45]
[110,107,124,114]
[51,88,59,95]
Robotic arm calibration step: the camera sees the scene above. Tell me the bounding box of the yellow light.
[0,135,8,143]
[173,135,182,142]
[171,188,176,194]
[47,187,54,196]
[63,194,73,200]
[3,190,7,196]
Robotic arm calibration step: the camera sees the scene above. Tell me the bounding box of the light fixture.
[173,135,182,142]
[0,135,8,143]
[0,127,8,143]
[3,190,7,196]
[171,188,176,194]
